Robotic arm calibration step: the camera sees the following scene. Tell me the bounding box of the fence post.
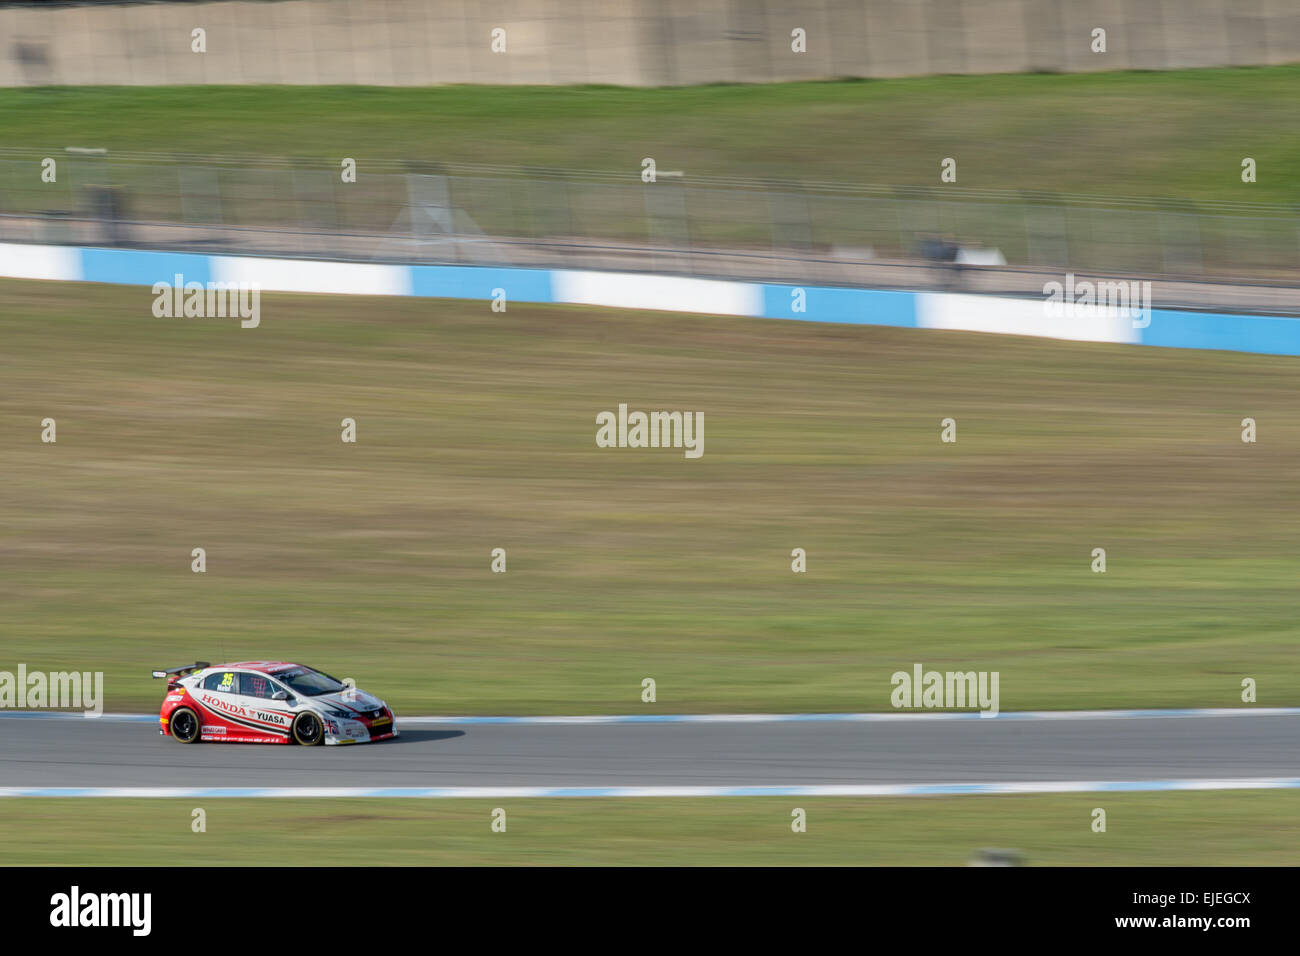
[767,189,812,254]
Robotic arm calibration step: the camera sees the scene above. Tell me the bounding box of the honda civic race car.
[154,661,397,746]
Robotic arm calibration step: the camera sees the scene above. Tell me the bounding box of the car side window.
[241,673,278,700]
[203,671,239,694]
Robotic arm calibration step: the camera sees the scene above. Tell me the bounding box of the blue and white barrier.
[3,242,1298,356]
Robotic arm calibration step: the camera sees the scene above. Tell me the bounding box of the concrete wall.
[2,0,1298,87]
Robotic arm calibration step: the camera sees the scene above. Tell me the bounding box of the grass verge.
[2,279,1299,714]
[1,69,1298,203]
[2,793,1297,865]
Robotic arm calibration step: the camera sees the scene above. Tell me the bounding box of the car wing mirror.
[271,690,289,700]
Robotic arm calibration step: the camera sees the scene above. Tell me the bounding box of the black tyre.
[170,707,201,744]
[292,711,324,746]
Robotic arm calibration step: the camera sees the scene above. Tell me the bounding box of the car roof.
[207,661,299,674]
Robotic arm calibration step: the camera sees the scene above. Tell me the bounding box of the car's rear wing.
[151,662,210,679]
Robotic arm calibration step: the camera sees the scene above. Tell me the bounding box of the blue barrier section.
[410,265,554,302]
[8,244,1296,357]
[81,248,213,288]
[761,284,918,326]
[1140,308,1300,356]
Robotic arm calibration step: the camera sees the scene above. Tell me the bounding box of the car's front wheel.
[292,711,324,746]
[170,707,201,744]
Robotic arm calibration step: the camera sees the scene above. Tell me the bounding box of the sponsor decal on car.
[201,725,226,734]
[200,693,241,715]
[200,694,289,724]
[197,693,291,737]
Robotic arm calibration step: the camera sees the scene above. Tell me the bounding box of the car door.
[195,669,249,740]
[235,671,293,739]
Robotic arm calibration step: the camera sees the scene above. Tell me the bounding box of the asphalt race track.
[1,711,1297,790]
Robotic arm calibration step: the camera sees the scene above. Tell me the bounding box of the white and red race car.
[155,661,397,746]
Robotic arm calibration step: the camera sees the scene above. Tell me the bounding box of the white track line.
[2,706,1299,724]
[4,779,1300,798]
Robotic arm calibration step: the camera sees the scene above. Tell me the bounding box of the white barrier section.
[0,243,82,281]
[211,257,412,296]
[917,292,1140,344]
[552,270,762,316]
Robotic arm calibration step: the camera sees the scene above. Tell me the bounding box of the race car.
[153,661,397,745]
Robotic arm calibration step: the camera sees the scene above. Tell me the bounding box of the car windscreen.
[272,667,346,697]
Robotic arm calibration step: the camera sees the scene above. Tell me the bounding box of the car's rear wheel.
[292,711,324,746]
[170,707,200,744]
